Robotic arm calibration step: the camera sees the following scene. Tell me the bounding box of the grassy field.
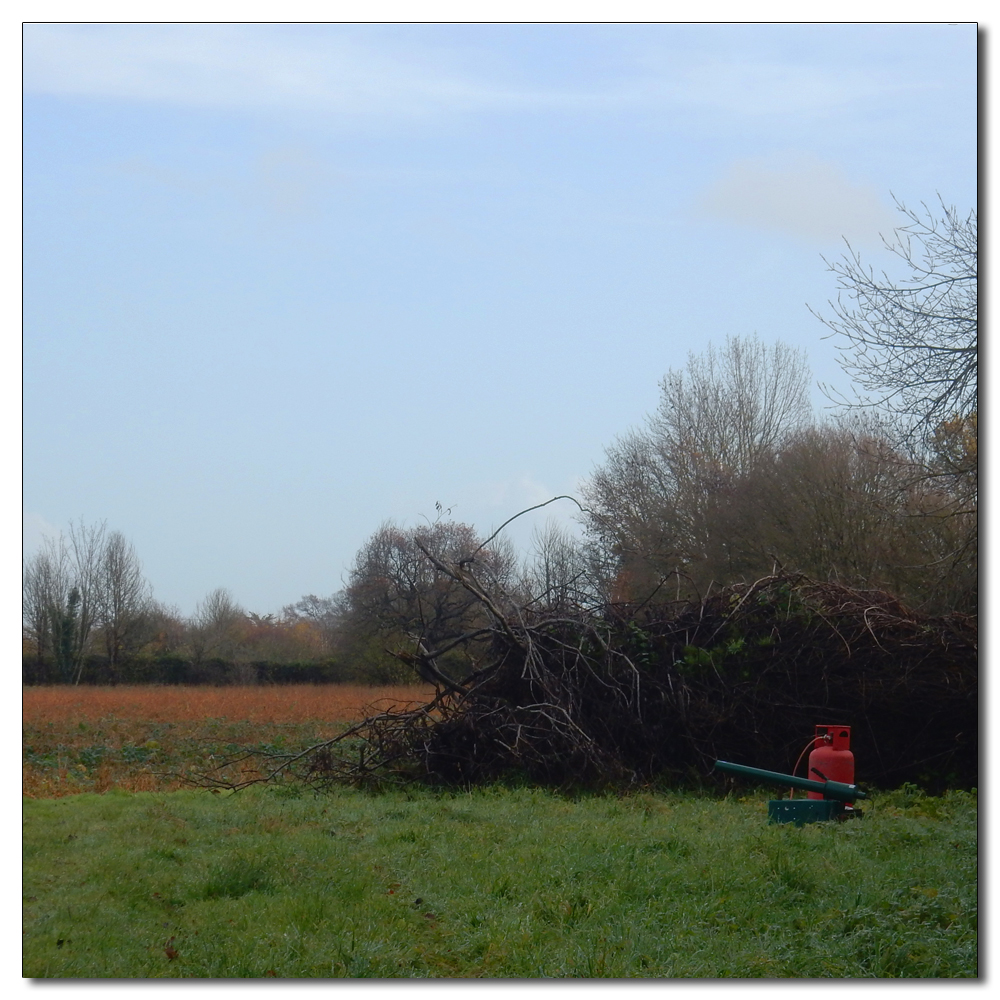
[22,685,978,978]
[23,783,977,978]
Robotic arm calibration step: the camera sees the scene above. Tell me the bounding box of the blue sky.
[22,22,978,617]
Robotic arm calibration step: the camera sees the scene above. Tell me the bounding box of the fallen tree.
[189,545,977,794]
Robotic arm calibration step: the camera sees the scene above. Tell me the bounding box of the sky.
[22,21,978,618]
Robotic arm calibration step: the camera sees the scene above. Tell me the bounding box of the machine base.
[767,800,861,825]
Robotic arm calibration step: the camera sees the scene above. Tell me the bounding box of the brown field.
[23,683,436,725]
[23,684,435,799]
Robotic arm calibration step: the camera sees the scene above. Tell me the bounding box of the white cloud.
[696,153,900,246]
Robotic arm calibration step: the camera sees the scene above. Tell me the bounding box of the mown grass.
[23,783,977,978]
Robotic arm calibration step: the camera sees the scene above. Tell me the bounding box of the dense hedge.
[301,576,977,795]
[609,580,978,792]
[21,656,367,687]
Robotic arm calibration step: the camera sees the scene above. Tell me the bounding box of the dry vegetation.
[22,684,434,799]
[23,683,434,724]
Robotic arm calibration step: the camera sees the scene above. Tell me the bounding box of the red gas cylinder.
[807,725,854,802]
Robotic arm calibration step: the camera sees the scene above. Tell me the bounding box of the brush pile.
[199,565,977,794]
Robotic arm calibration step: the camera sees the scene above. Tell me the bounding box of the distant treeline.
[21,656,376,688]
[25,331,976,689]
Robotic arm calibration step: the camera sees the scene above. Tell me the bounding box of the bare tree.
[652,335,812,477]
[189,588,246,669]
[343,520,519,687]
[811,198,977,604]
[96,531,153,680]
[22,522,108,682]
[523,521,590,610]
[22,538,71,675]
[738,422,917,585]
[64,520,107,682]
[813,197,977,437]
[583,335,812,598]
[23,522,164,681]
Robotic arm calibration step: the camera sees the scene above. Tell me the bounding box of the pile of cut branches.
[192,562,977,794]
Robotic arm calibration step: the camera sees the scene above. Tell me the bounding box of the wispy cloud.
[23,24,923,124]
[695,153,900,246]
[22,24,576,118]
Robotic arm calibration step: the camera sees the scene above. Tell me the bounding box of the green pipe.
[714,759,867,803]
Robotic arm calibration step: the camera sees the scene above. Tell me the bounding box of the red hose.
[788,735,826,799]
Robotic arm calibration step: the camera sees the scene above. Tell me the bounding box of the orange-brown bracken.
[23,684,436,799]
[23,683,436,725]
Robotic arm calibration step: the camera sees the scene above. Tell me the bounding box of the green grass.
[23,783,977,978]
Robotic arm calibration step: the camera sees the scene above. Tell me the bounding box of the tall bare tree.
[583,335,812,598]
[813,197,977,437]
[523,521,590,611]
[652,335,812,478]
[812,197,977,602]
[281,593,346,654]
[96,530,153,680]
[64,520,107,682]
[23,537,70,675]
[22,522,109,682]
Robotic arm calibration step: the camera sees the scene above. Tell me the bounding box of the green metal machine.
[714,758,868,825]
